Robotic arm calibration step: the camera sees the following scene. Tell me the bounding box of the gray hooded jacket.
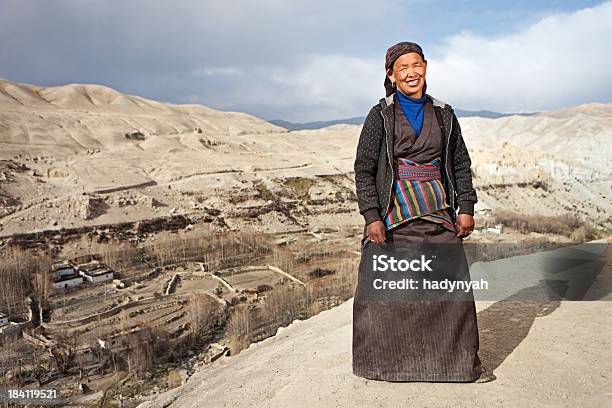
[354,93,478,241]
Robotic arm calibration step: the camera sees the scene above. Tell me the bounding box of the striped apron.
[384,157,456,232]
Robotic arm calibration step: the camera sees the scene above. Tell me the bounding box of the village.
[0,220,362,405]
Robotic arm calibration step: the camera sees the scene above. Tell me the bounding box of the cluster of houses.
[51,259,114,290]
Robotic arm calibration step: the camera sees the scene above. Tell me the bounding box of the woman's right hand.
[367,220,386,244]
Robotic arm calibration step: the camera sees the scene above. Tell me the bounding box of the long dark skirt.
[352,219,484,382]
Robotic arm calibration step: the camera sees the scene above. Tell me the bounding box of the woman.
[352,41,495,383]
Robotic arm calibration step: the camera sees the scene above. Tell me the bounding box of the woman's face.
[387,52,427,98]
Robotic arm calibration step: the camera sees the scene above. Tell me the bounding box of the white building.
[0,323,20,334]
[53,273,84,289]
[486,224,504,234]
[474,223,505,235]
[0,313,22,335]
[77,261,114,283]
[80,268,114,283]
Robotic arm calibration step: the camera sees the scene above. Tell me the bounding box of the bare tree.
[226,305,250,355]
[126,329,154,379]
[30,255,52,327]
[0,247,40,316]
[186,292,221,346]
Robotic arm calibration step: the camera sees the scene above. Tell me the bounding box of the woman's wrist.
[457,201,474,215]
[362,208,382,225]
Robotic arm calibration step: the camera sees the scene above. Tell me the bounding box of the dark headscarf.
[384,41,426,97]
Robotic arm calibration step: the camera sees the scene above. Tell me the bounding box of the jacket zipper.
[381,109,394,217]
[444,110,456,210]
[362,108,393,249]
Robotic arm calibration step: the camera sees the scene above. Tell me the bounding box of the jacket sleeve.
[451,112,478,215]
[354,106,383,225]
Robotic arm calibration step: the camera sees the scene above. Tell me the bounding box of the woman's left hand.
[455,214,475,238]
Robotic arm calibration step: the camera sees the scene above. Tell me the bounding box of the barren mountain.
[0,77,609,238]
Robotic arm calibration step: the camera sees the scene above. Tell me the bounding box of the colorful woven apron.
[384,157,456,232]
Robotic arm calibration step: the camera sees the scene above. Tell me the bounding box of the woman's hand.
[455,214,475,238]
[367,220,387,244]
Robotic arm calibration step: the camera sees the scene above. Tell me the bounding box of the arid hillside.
[0,77,609,239]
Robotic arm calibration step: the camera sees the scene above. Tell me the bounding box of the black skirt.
[352,219,484,382]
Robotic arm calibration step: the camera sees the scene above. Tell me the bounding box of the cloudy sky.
[1,0,610,122]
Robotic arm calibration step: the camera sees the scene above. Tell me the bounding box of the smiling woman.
[352,41,495,384]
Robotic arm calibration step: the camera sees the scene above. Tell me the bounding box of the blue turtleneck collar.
[396,82,428,135]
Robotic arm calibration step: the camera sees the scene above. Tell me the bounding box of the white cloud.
[263,54,381,121]
[192,67,242,77]
[194,53,383,122]
[216,2,612,121]
[426,1,612,112]
[4,0,608,121]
